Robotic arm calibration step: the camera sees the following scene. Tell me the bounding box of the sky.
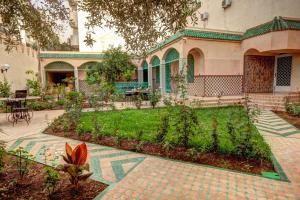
[77,11,125,52]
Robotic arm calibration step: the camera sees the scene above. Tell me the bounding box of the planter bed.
[274,111,300,129]
[45,106,277,176]
[0,154,107,200]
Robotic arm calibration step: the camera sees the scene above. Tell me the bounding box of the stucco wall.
[291,54,300,92]
[0,43,38,92]
[188,0,300,32]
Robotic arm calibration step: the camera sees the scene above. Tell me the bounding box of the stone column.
[148,64,153,89]
[138,68,143,82]
[160,60,166,94]
[74,67,79,92]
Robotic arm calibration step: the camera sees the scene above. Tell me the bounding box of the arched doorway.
[78,61,99,94]
[150,56,160,89]
[44,61,75,91]
[164,48,179,93]
[141,61,148,82]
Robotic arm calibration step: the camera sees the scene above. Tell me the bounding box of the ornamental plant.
[9,147,34,180]
[149,89,161,108]
[58,143,93,189]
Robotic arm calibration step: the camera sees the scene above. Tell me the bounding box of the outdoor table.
[0,96,39,125]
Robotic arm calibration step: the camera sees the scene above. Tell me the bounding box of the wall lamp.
[1,64,10,73]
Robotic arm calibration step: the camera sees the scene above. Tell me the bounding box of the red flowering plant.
[58,143,93,188]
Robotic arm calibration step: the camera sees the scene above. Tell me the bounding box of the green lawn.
[79,106,271,160]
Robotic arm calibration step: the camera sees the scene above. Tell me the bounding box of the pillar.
[160,60,166,94]
[74,67,79,91]
[148,64,153,89]
[138,68,143,82]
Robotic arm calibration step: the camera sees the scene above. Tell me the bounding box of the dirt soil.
[274,111,300,129]
[0,155,107,200]
[45,129,275,175]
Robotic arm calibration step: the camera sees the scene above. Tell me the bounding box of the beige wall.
[145,38,242,76]
[188,0,300,33]
[0,43,38,92]
[291,54,300,92]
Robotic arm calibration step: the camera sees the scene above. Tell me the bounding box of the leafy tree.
[86,46,136,86]
[0,0,68,51]
[79,0,201,54]
[1,0,201,54]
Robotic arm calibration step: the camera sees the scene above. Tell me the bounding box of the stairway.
[247,93,300,111]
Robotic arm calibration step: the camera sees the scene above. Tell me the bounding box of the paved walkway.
[0,110,64,142]
[3,110,300,199]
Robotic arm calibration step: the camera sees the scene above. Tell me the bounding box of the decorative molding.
[40,53,105,59]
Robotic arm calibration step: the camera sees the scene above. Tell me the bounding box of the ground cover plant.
[45,105,274,174]
[274,102,300,129]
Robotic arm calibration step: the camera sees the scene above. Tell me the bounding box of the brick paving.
[4,110,300,199]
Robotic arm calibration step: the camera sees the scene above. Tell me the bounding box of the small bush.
[56,99,65,106]
[0,141,5,173]
[0,78,11,97]
[27,101,53,110]
[148,89,161,108]
[174,106,198,148]
[43,166,60,197]
[9,147,34,180]
[156,113,169,143]
[211,116,219,152]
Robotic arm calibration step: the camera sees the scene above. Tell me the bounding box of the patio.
[2,109,300,199]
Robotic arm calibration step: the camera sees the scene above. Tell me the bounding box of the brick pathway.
[5,110,300,200]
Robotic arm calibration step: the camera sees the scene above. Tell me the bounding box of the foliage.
[0,78,11,97]
[156,113,169,143]
[174,106,198,148]
[9,147,34,180]
[26,70,41,96]
[79,0,201,54]
[173,70,188,102]
[74,106,272,161]
[91,114,103,139]
[163,96,173,107]
[27,101,54,111]
[186,148,200,161]
[56,99,65,106]
[64,91,83,127]
[86,47,136,86]
[58,143,93,188]
[75,123,86,137]
[286,102,300,117]
[43,166,60,197]
[0,141,5,173]
[149,89,161,108]
[0,0,68,51]
[133,94,143,109]
[211,115,219,152]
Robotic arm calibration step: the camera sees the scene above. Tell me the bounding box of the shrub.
[0,141,5,173]
[211,116,219,152]
[156,113,169,143]
[26,70,41,96]
[286,102,300,117]
[64,91,83,126]
[186,148,199,161]
[9,147,34,180]
[0,78,11,97]
[91,115,103,139]
[163,96,172,107]
[58,143,93,189]
[133,94,142,109]
[43,166,60,197]
[56,99,65,106]
[148,89,161,108]
[174,106,198,148]
[75,123,86,137]
[27,101,53,110]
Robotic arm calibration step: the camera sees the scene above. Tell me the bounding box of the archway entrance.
[164,48,179,93]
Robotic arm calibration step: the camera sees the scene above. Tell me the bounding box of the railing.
[115,82,149,93]
[187,75,243,97]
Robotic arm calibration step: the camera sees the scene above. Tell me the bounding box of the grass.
[78,106,271,160]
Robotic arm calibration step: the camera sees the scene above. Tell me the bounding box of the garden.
[274,101,300,129]
[0,142,107,199]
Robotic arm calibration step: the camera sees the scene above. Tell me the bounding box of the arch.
[141,60,148,69]
[163,48,179,63]
[150,56,160,85]
[150,56,160,67]
[44,61,74,71]
[187,48,204,80]
[78,61,99,70]
[141,60,148,82]
[244,48,260,56]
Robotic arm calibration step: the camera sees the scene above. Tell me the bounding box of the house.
[138,0,300,102]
